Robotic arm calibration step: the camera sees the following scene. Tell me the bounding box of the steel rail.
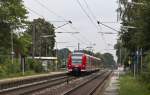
[0,73,70,94]
[64,71,112,95]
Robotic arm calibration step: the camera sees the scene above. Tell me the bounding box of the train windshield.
[72,53,83,64]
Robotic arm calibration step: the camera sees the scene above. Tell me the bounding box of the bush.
[140,51,150,90]
[0,58,21,78]
[27,59,44,73]
[119,74,150,95]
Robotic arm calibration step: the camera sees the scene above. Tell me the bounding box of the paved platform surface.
[103,69,120,95]
[0,71,66,83]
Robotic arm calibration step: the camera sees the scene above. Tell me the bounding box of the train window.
[72,53,82,64]
[72,53,83,56]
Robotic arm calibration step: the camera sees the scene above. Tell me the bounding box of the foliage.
[117,0,150,89]
[17,33,32,56]
[117,0,150,55]
[119,74,150,95]
[0,58,21,77]
[101,53,116,67]
[95,52,102,58]
[140,51,150,86]
[82,50,95,56]
[0,0,28,24]
[56,48,71,68]
[0,1,57,77]
[0,0,28,63]
[27,59,44,73]
[26,18,55,57]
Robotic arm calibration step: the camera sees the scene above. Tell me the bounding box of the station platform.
[0,71,66,83]
[103,68,123,95]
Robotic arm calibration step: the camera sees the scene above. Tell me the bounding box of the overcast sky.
[23,0,121,61]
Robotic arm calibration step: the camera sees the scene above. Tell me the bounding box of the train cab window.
[72,53,83,64]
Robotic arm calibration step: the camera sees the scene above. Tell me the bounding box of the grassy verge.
[119,74,150,95]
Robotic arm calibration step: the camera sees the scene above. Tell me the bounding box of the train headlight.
[82,65,85,68]
[68,64,71,67]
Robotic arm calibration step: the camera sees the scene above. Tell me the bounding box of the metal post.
[11,26,14,64]
[120,44,121,65]
[22,56,25,75]
[32,24,35,59]
[140,48,143,72]
[40,37,42,57]
[55,42,58,70]
[45,40,47,56]
[134,63,136,77]
[136,47,139,73]
[65,50,67,70]
[78,43,80,51]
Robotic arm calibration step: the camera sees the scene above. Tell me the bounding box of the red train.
[67,51,101,74]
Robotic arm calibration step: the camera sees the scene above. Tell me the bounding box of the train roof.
[72,51,101,61]
[85,54,101,61]
[28,57,57,60]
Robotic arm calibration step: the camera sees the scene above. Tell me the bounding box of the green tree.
[117,0,150,86]
[57,48,71,68]
[26,18,55,57]
[102,53,116,67]
[0,0,27,63]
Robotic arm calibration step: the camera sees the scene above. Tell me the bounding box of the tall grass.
[119,74,150,95]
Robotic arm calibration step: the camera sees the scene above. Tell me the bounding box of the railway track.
[29,70,111,95]
[0,70,111,95]
[0,72,73,95]
[63,71,112,95]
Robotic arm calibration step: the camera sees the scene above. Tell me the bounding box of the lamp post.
[98,32,117,34]
[55,32,79,34]
[54,21,72,30]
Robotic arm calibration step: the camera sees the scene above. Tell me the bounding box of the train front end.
[67,52,86,75]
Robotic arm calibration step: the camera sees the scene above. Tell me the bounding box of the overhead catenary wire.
[97,21,119,32]
[83,0,119,52]
[25,2,89,51]
[35,0,90,44]
[26,7,44,18]
[83,0,98,24]
[81,0,109,50]
[75,0,108,51]
[69,24,92,44]
[35,0,67,21]
[82,0,119,33]
[25,6,67,23]
[76,0,100,31]
[59,28,89,45]
[28,0,98,50]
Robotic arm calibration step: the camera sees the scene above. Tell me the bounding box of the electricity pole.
[32,23,35,59]
[10,25,14,64]
[78,43,80,51]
